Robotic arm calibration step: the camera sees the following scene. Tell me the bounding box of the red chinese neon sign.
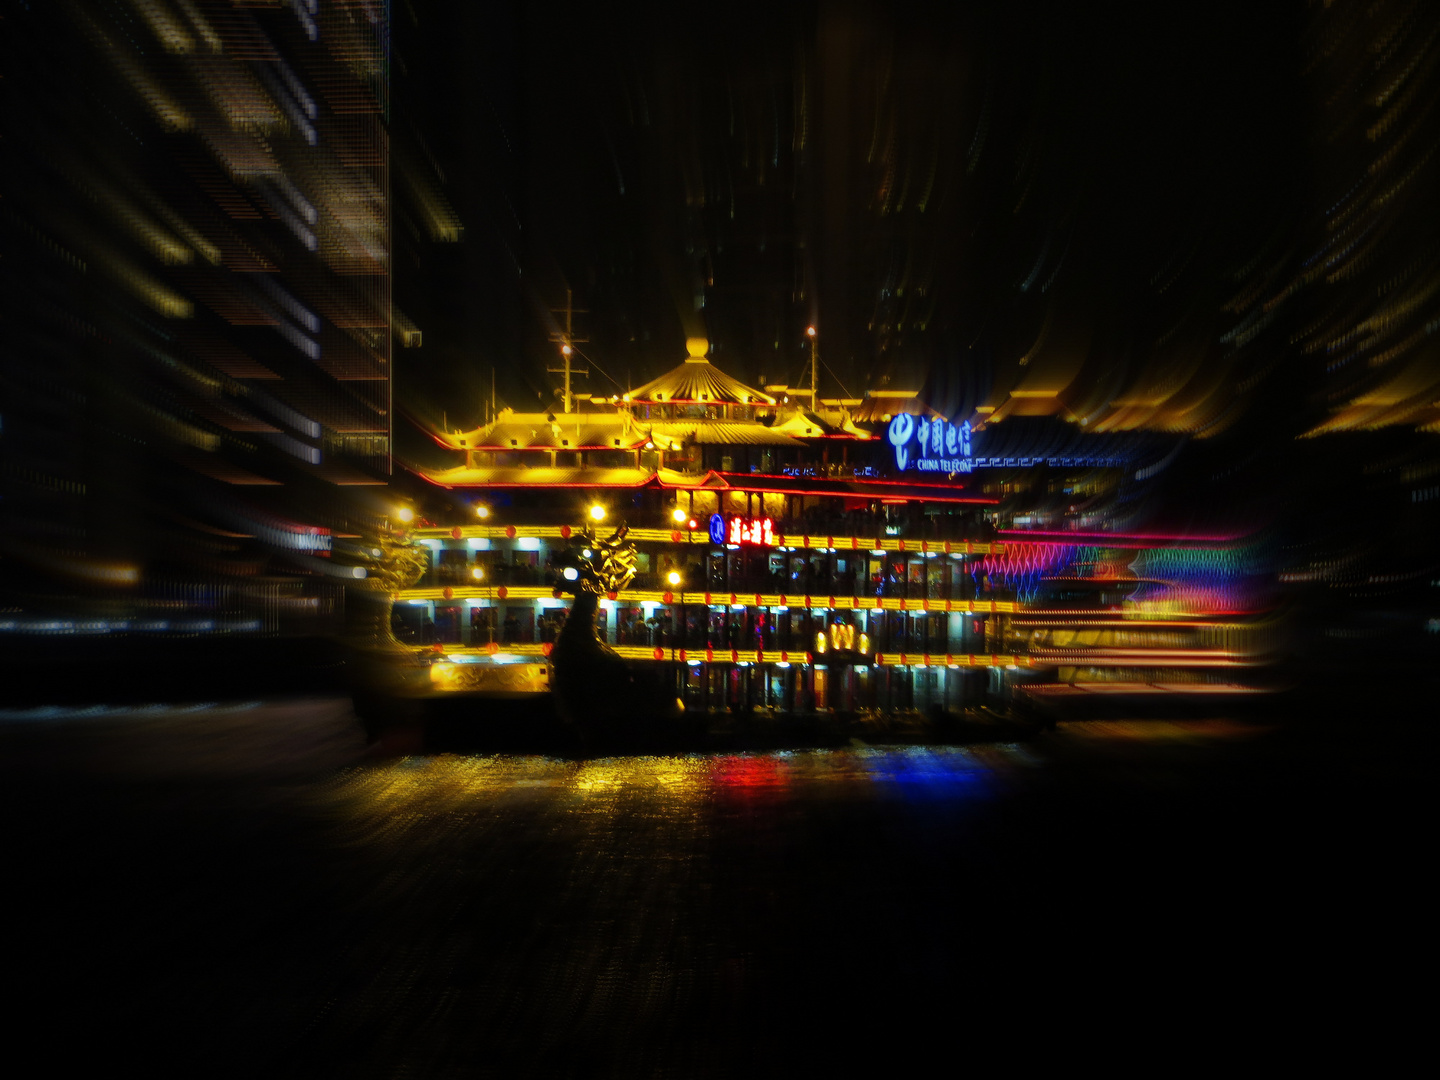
[726,515,775,547]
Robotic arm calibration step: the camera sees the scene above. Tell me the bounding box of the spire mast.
[806,325,819,409]
[548,288,589,414]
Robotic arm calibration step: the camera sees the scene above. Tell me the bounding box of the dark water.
[2,700,1425,1075]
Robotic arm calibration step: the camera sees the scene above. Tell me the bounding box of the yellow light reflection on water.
[312,754,725,828]
[309,747,1029,839]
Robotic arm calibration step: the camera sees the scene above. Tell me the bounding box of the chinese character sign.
[711,514,775,546]
[889,415,972,474]
[728,516,774,546]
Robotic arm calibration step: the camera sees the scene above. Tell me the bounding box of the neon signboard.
[888,415,972,473]
[814,624,870,654]
[709,514,775,547]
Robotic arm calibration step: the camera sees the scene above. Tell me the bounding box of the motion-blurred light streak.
[3,0,392,641]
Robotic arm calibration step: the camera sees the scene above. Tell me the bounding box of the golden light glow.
[561,345,572,356]
[667,570,682,587]
[671,507,687,523]
[588,504,607,522]
[396,507,414,524]
[806,326,816,337]
[471,567,484,580]
[567,524,638,595]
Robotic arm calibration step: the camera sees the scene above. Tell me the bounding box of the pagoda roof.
[418,458,993,504]
[769,407,841,438]
[627,354,775,406]
[650,421,804,446]
[442,408,651,451]
[420,465,736,490]
[423,465,654,488]
[848,390,941,423]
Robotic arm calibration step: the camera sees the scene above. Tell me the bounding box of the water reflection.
[6,706,1400,1075]
[309,745,1032,828]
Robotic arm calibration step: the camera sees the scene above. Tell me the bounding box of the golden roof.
[650,421,804,446]
[421,465,734,489]
[849,391,940,423]
[424,465,656,488]
[627,354,776,406]
[769,407,838,438]
[444,409,650,451]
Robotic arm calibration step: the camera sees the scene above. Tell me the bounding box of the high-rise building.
[2,0,394,643]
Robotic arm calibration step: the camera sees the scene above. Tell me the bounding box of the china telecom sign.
[888,414,972,473]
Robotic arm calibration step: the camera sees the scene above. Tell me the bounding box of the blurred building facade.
[2,0,394,641]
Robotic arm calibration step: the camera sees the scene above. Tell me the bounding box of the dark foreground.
[2,697,1427,1075]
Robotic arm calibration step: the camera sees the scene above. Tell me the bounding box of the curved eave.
[420,465,736,491]
[421,466,658,489]
[655,469,731,489]
[457,441,650,452]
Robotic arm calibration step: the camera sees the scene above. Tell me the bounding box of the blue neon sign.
[889,415,972,474]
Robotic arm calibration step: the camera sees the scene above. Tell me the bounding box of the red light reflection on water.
[711,754,790,791]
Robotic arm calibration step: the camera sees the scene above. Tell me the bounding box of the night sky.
[388,0,1317,457]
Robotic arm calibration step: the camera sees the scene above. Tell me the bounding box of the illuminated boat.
[392,338,1273,725]
[399,338,1014,721]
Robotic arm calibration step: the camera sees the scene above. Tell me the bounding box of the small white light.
[563,567,579,581]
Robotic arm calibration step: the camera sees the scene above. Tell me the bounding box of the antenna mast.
[806,325,819,409]
[547,288,589,414]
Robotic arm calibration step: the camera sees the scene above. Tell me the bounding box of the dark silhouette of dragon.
[548,524,643,734]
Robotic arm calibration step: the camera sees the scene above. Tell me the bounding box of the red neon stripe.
[723,471,980,489]
[417,476,655,489]
[723,486,993,503]
[458,444,647,452]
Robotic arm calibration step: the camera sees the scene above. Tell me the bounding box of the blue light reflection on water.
[854,746,1008,803]
[318,745,1022,828]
